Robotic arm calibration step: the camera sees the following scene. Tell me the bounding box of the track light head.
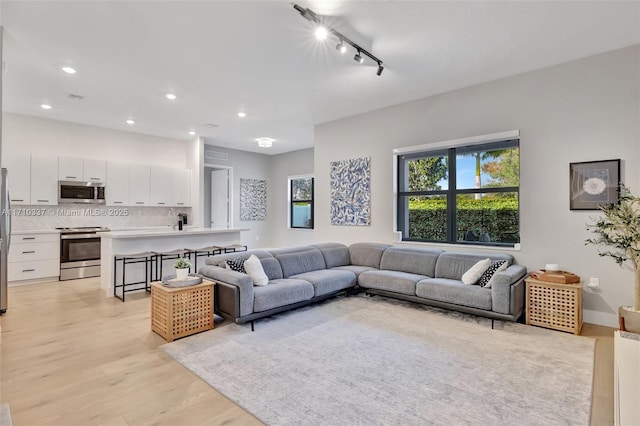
[315,25,328,40]
[354,51,364,64]
[336,40,347,54]
[377,64,384,76]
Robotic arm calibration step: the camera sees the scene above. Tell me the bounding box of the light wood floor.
[1,279,614,426]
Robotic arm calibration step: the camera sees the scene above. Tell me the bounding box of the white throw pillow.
[483,261,509,289]
[244,254,269,286]
[461,258,491,285]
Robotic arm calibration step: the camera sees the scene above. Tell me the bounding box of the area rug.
[0,404,12,426]
[162,296,595,426]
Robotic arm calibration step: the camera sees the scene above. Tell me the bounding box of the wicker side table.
[525,277,583,335]
[151,280,214,342]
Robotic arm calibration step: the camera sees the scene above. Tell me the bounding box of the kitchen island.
[100,227,248,297]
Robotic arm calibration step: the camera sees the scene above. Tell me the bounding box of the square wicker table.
[151,279,214,342]
[525,277,583,335]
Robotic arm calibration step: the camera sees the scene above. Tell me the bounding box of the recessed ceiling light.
[40,104,52,110]
[188,131,196,136]
[237,111,246,118]
[126,119,135,125]
[62,66,76,74]
[315,25,328,40]
[166,93,177,100]
[256,137,275,148]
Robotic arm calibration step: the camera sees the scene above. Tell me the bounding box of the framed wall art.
[569,159,620,210]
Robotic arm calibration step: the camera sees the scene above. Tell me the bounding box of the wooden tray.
[529,270,580,284]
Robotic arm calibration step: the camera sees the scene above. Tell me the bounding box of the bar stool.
[113,252,155,302]
[154,248,191,280]
[184,245,223,272]
[220,244,248,253]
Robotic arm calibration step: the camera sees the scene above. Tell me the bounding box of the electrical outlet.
[588,277,600,289]
[256,235,260,241]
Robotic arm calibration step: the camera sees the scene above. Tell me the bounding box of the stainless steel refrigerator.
[1,168,10,314]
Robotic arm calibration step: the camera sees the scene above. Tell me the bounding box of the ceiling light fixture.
[256,137,274,148]
[237,111,247,118]
[62,66,76,74]
[126,119,135,125]
[189,131,196,136]
[166,93,177,100]
[40,104,52,110]
[293,3,385,75]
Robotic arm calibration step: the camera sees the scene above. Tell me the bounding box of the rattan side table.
[151,279,214,342]
[525,277,583,335]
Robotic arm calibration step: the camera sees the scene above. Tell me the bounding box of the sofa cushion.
[205,250,283,281]
[435,252,513,281]
[311,243,350,268]
[290,269,356,297]
[253,279,315,312]
[244,254,269,286]
[331,265,378,277]
[348,243,391,268]
[358,270,427,295]
[270,247,327,277]
[479,260,509,288]
[379,247,443,277]
[416,278,492,310]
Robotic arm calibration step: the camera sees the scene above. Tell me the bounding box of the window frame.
[396,139,520,247]
[288,175,314,230]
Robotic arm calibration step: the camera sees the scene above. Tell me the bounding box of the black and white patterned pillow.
[478,260,508,288]
[225,257,247,274]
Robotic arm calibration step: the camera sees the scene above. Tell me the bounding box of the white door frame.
[205,163,233,229]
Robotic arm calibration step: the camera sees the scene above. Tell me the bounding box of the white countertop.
[101,227,249,239]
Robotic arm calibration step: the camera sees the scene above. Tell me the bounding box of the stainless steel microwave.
[58,181,106,204]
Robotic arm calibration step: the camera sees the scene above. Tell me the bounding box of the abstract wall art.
[330,157,371,226]
[240,178,267,221]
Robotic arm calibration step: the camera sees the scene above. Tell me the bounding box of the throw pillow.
[244,254,269,286]
[479,260,509,288]
[225,257,246,274]
[461,258,491,285]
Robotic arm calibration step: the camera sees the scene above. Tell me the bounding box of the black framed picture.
[570,159,620,210]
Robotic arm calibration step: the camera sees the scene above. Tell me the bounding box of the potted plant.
[174,257,191,280]
[586,184,640,333]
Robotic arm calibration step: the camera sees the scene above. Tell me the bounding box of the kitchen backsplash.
[11,206,192,231]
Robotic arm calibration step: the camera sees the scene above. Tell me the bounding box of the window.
[289,176,314,229]
[397,139,519,247]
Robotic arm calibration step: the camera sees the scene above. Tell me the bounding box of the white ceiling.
[2,1,639,155]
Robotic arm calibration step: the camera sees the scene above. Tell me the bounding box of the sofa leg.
[491,319,495,330]
[251,320,255,332]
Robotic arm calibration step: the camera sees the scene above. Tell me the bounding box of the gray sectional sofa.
[198,242,527,329]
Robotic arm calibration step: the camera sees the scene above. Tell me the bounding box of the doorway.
[209,167,232,229]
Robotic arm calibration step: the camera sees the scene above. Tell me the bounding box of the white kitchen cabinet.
[106,161,130,205]
[8,232,60,282]
[149,166,172,207]
[59,157,106,182]
[171,168,191,207]
[1,152,31,205]
[58,156,84,181]
[129,164,150,206]
[31,155,58,205]
[83,159,107,183]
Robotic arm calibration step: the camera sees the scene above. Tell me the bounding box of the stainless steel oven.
[58,227,109,280]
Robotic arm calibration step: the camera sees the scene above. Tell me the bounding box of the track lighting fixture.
[293,3,385,76]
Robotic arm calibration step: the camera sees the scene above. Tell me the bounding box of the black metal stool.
[154,248,191,280]
[113,252,155,302]
[184,245,223,272]
[220,244,248,253]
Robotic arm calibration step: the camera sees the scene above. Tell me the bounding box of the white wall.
[203,144,271,249]
[2,113,187,167]
[314,45,640,327]
[267,148,314,247]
